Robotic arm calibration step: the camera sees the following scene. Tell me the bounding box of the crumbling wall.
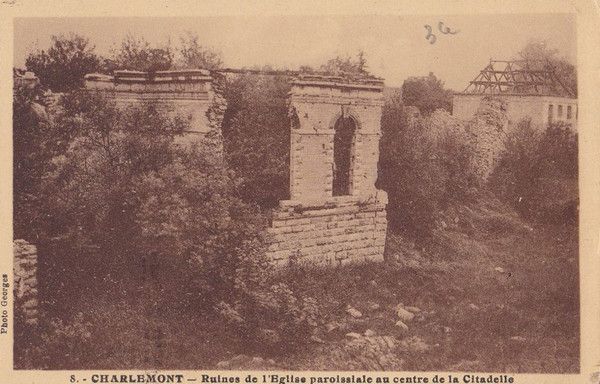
[467,97,509,179]
[427,97,508,181]
[84,70,218,147]
[13,240,38,325]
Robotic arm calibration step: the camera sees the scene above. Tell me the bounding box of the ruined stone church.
[84,69,389,266]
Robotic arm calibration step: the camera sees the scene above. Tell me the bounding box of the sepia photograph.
[4,4,595,380]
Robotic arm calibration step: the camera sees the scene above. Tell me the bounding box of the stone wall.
[13,240,38,325]
[84,70,217,146]
[288,75,385,202]
[266,196,388,266]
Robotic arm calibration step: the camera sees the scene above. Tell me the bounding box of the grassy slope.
[276,194,579,373]
[17,194,578,372]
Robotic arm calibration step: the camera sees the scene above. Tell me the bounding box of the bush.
[378,95,478,239]
[401,72,454,116]
[24,90,270,310]
[15,88,321,366]
[489,120,578,224]
[216,282,320,354]
[13,83,58,241]
[25,34,101,92]
[220,73,291,208]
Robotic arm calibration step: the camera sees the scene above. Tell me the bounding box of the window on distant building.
[567,105,572,119]
[548,104,553,123]
[558,105,563,118]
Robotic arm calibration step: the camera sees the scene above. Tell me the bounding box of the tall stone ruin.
[266,74,388,266]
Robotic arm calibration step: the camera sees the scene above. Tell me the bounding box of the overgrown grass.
[278,194,578,372]
[15,193,578,372]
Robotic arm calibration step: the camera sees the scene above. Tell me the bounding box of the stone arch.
[328,107,363,132]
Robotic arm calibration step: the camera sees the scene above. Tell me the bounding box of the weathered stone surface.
[85,70,217,147]
[266,198,387,266]
[395,320,409,331]
[14,239,38,326]
[396,306,415,322]
[346,306,363,318]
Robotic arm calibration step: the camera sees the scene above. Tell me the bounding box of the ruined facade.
[453,60,577,131]
[265,74,388,266]
[84,70,388,266]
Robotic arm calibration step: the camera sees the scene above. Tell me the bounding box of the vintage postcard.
[1,1,599,383]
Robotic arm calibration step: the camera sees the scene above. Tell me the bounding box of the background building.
[453,60,577,130]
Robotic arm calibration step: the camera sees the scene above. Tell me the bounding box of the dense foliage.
[401,72,454,116]
[26,32,223,92]
[517,40,577,97]
[489,120,578,224]
[14,87,318,368]
[25,34,101,92]
[220,73,291,208]
[378,93,478,239]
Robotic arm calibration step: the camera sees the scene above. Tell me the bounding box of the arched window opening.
[333,116,356,196]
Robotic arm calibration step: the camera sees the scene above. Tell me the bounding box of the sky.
[13,14,576,90]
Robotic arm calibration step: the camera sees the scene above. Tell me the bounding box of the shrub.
[25,34,101,92]
[16,88,319,366]
[220,73,291,208]
[401,72,454,116]
[27,90,270,310]
[216,282,320,354]
[489,119,578,224]
[13,83,58,241]
[378,95,478,239]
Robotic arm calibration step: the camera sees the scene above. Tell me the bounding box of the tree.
[378,92,478,238]
[176,31,223,70]
[401,72,453,116]
[111,34,173,72]
[13,84,59,240]
[516,40,577,97]
[220,74,291,208]
[299,51,369,75]
[25,34,101,92]
[31,90,270,307]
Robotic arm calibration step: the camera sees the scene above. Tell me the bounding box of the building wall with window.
[453,94,577,131]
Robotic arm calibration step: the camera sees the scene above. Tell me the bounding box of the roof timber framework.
[462,60,574,97]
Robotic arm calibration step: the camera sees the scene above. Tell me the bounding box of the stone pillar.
[267,74,388,266]
[13,240,38,325]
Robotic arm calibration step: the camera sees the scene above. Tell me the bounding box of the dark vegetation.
[14,35,578,371]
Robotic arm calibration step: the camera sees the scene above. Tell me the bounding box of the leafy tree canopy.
[401,72,453,116]
[108,34,174,72]
[515,39,577,97]
[25,33,101,92]
[300,51,369,75]
[176,31,223,70]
